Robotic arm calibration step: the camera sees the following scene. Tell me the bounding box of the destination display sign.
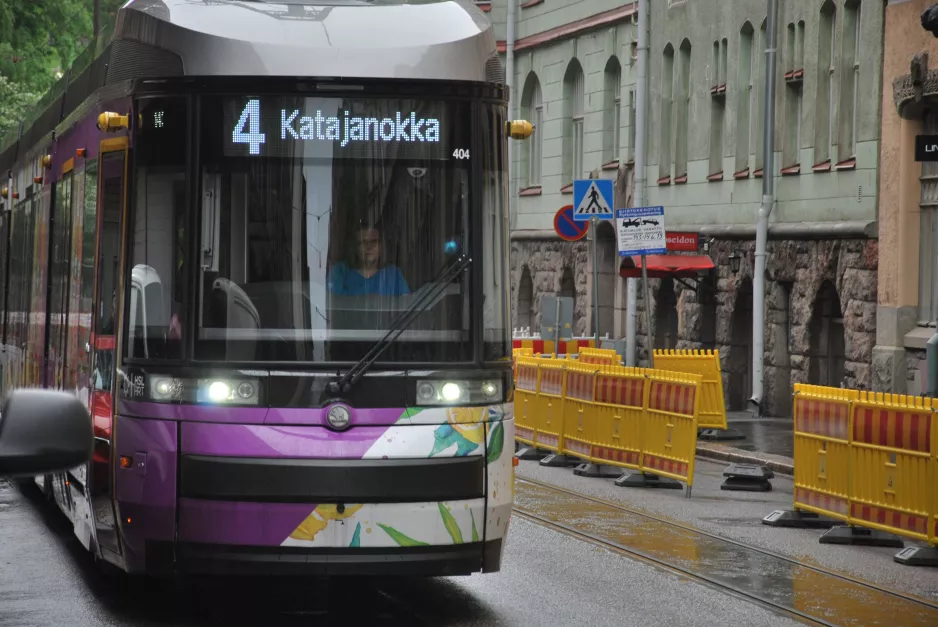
[222,97,458,160]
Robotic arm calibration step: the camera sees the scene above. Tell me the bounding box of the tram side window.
[125,97,187,360]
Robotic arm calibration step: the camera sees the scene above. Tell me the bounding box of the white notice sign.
[616,206,667,256]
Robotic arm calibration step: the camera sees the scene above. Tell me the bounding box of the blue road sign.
[616,206,667,256]
[554,205,589,241]
[573,179,614,221]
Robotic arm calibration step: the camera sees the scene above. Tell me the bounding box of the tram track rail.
[513,477,938,626]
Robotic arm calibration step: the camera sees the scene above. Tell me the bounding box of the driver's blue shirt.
[328,262,410,296]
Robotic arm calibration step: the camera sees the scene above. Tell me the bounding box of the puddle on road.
[515,480,938,626]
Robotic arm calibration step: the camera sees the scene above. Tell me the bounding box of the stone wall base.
[512,236,879,417]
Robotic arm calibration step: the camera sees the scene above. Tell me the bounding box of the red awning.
[619,254,715,279]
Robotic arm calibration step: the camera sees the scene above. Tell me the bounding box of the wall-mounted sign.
[554,205,588,241]
[616,206,667,256]
[666,231,699,251]
[915,135,938,162]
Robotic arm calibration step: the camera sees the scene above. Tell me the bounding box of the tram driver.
[328,225,410,296]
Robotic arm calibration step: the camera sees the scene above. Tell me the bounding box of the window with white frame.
[563,59,585,183]
[603,56,622,164]
[520,73,543,188]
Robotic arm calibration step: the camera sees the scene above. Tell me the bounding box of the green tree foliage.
[0,0,125,137]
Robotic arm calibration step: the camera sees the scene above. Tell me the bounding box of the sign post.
[573,179,614,343]
[616,206,666,365]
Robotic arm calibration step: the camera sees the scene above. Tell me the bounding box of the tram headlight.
[414,380,504,405]
[196,378,260,405]
[440,382,462,401]
[149,376,182,401]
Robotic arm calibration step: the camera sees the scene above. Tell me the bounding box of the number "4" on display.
[233,99,266,155]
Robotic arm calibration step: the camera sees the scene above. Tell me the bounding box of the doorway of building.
[808,280,846,387]
[654,278,679,350]
[727,278,753,410]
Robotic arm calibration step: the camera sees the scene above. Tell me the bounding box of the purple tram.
[0,0,518,576]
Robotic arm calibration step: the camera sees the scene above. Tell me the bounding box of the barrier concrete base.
[698,428,746,442]
[819,525,905,548]
[614,472,683,490]
[515,446,548,461]
[539,453,581,468]
[720,463,773,492]
[761,509,839,529]
[573,462,625,479]
[894,546,938,567]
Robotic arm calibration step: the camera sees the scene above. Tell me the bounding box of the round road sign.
[553,205,588,242]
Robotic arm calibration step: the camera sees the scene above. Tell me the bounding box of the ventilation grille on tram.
[485,55,505,85]
[106,39,184,84]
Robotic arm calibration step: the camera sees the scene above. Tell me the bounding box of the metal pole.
[641,254,653,367]
[591,216,600,344]
[553,296,561,358]
[93,0,101,38]
[627,0,649,366]
[750,0,779,413]
[506,0,517,231]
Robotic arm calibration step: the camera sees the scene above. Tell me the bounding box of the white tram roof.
[120,0,500,82]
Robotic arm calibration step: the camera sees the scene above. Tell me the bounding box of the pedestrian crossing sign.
[573,179,614,221]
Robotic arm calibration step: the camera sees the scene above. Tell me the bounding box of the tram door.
[88,140,128,558]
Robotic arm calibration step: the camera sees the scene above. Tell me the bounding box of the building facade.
[874,0,938,396]
[494,0,883,417]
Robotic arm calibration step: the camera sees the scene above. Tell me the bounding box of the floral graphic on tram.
[282,405,511,548]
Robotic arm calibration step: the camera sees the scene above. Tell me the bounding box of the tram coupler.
[614,472,683,490]
[573,462,624,479]
[819,525,905,548]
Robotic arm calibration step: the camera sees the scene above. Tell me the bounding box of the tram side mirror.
[0,390,93,478]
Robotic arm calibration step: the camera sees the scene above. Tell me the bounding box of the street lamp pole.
[750,0,779,415]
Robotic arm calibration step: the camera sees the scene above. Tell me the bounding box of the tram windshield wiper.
[328,254,472,395]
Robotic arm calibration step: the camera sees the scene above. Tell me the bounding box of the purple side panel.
[119,399,270,423]
[50,96,133,181]
[178,499,314,546]
[181,423,393,459]
[113,415,177,574]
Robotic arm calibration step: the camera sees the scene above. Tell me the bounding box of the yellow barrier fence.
[768,385,938,565]
[848,392,935,546]
[513,356,539,446]
[561,362,601,459]
[533,359,566,453]
[791,384,857,523]
[640,370,702,488]
[577,347,620,366]
[511,358,703,493]
[590,366,648,470]
[652,349,728,432]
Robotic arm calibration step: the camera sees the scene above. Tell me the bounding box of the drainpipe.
[507,0,517,231]
[750,0,779,414]
[625,0,649,366]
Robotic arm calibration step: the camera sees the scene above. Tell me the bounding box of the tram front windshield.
[197,94,476,362]
[126,93,509,364]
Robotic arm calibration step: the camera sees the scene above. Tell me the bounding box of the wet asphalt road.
[0,478,800,627]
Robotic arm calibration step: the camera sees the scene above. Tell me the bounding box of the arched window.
[602,57,622,165]
[658,44,675,182]
[520,73,543,188]
[562,59,585,183]
[735,22,755,175]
